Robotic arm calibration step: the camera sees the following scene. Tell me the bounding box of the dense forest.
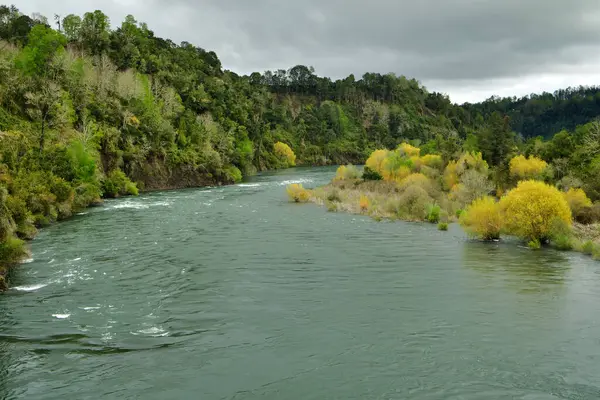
[1,4,600,282]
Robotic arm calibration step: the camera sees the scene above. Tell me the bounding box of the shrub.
[365,149,389,176]
[438,222,449,231]
[362,166,383,181]
[459,196,502,240]
[421,154,443,169]
[499,180,571,242]
[528,239,542,250]
[581,240,595,255]
[103,170,139,198]
[574,204,600,224]
[398,173,432,193]
[0,236,27,264]
[548,218,574,251]
[334,165,360,181]
[327,190,341,203]
[224,165,243,183]
[73,183,102,209]
[286,183,311,203]
[397,185,432,220]
[449,169,493,208]
[426,203,441,223]
[443,161,459,190]
[563,188,592,216]
[326,201,337,212]
[398,142,420,157]
[509,155,548,180]
[359,195,370,212]
[274,142,296,167]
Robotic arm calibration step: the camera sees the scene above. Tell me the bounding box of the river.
[1,167,600,399]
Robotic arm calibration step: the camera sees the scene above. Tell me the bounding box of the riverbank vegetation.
[294,138,600,259]
[4,4,600,284]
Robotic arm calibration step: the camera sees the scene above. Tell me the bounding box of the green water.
[2,167,600,399]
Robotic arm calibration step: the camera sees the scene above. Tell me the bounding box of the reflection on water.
[463,240,569,292]
[0,167,600,399]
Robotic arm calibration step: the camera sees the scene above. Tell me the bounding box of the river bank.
[302,179,600,260]
[4,166,600,399]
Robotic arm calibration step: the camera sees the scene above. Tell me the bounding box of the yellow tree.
[500,180,571,242]
[509,155,548,180]
[274,142,296,167]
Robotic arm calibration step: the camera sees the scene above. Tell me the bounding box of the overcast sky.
[16,0,600,104]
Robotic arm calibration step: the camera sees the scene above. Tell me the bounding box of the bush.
[548,217,575,251]
[286,184,311,203]
[224,165,243,183]
[581,240,595,255]
[563,188,592,217]
[450,169,493,208]
[398,173,433,195]
[359,195,370,212]
[362,166,383,181]
[0,236,27,264]
[421,154,443,169]
[398,142,420,157]
[528,239,542,250]
[509,155,548,180]
[327,189,341,203]
[103,170,139,198]
[73,183,102,209]
[500,180,572,242]
[274,142,296,167]
[426,203,441,223]
[397,185,432,220]
[364,149,389,176]
[326,201,337,212]
[438,222,449,231]
[459,196,502,240]
[574,204,600,224]
[334,165,360,181]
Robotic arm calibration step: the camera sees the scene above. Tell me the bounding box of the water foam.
[279,178,314,186]
[13,283,48,292]
[52,314,71,319]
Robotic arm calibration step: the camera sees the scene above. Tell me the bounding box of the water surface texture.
[2,167,600,399]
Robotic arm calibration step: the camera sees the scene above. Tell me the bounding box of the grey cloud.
[16,0,600,100]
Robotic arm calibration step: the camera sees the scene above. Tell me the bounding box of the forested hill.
[462,87,600,139]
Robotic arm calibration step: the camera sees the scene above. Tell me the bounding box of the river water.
[1,167,600,399]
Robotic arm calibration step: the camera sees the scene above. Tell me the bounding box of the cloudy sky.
[16,0,600,103]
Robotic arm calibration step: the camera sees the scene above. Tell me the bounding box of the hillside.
[2,5,600,278]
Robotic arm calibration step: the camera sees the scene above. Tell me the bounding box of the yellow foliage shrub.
[509,155,548,180]
[443,161,459,190]
[398,143,420,157]
[365,149,389,176]
[359,195,370,212]
[459,196,503,240]
[421,154,443,169]
[384,165,411,182]
[286,183,311,203]
[563,188,592,216]
[274,142,296,167]
[334,165,360,181]
[410,156,423,172]
[500,180,572,241]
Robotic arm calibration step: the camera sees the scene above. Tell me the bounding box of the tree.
[62,14,81,42]
[15,24,66,77]
[80,10,110,56]
[460,196,502,240]
[500,180,572,242]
